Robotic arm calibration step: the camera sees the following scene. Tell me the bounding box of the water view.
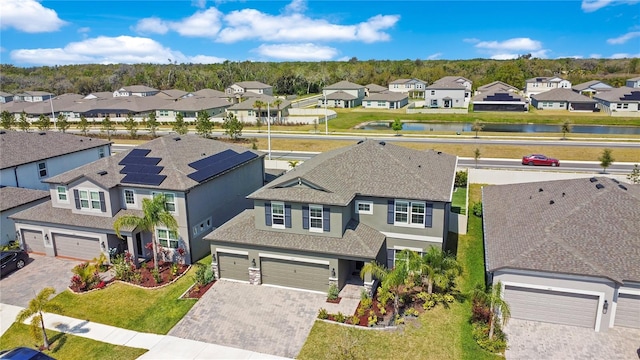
[362,122,640,135]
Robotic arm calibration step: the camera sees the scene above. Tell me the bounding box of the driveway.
[505,319,640,360]
[169,280,359,359]
[0,254,81,307]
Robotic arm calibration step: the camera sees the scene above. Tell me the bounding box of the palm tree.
[561,120,571,140]
[16,287,61,350]
[471,282,511,339]
[253,100,265,131]
[405,247,462,294]
[272,98,283,124]
[113,194,178,273]
[360,261,408,317]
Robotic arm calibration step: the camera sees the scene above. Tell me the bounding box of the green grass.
[298,185,500,360]
[452,187,467,215]
[0,323,146,360]
[51,256,211,334]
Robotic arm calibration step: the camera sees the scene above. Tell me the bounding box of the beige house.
[524,76,571,98]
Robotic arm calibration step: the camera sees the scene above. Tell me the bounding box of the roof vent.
[589,177,598,183]
[173,137,181,141]
[97,170,108,176]
[357,140,364,144]
[611,178,619,184]
[596,183,604,189]
[437,151,442,155]
[562,192,566,197]
[529,195,532,199]
[618,184,627,191]
[39,132,46,135]
[549,200,554,205]
[0,131,5,135]
[379,141,386,146]
[538,188,543,192]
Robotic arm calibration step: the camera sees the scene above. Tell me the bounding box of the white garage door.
[614,293,640,329]
[22,229,45,254]
[53,234,100,260]
[261,258,329,292]
[218,253,249,281]
[504,285,599,328]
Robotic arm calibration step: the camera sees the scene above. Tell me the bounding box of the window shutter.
[99,192,106,212]
[425,203,433,228]
[323,207,330,232]
[302,206,309,230]
[285,205,291,228]
[387,249,395,269]
[73,189,81,209]
[264,202,272,226]
[387,200,394,224]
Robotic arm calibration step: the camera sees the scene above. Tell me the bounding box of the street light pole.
[267,101,271,160]
[324,93,328,135]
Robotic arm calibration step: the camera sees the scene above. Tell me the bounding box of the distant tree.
[471,120,484,138]
[56,113,70,133]
[253,100,265,132]
[146,111,159,137]
[101,115,116,141]
[391,118,403,136]
[18,111,30,132]
[222,112,243,140]
[561,120,571,140]
[195,110,212,138]
[474,148,481,169]
[16,287,61,350]
[1,110,15,129]
[598,148,614,173]
[123,113,138,138]
[172,112,188,135]
[35,114,51,131]
[272,98,283,124]
[77,114,89,135]
[627,164,640,184]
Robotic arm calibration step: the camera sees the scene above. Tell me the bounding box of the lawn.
[0,323,146,360]
[297,185,500,360]
[51,256,211,334]
[452,187,467,215]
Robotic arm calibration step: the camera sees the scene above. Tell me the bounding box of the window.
[271,202,285,227]
[57,186,68,202]
[79,190,101,210]
[431,90,436,95]
[98,147,105,158]
[394,200,426,226]
[159,110,169,117]
[124,189,135,206]
[616,103,622,109]
[309,205,323,232]
[355,200,373,215]
[378,101,386,107]
[157,229,179,248]
[623,104,629,109]
[152,192,176,213]
[37,162,47,178]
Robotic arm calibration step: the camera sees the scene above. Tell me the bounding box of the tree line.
[1,57,637,96]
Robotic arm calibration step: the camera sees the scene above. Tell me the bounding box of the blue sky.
[1,0,639,66]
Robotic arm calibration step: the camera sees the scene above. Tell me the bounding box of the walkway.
[0,303,289,359]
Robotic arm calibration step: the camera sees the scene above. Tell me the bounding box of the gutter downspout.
[13,166,19,187]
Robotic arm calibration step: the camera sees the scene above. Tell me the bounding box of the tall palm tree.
[406,247,462,294]
[471,282,511,339]
[113,194,178,272]
[272,98,283,124]
[16,287,61,350]
[252,100,265,129]
[360,261,408,317]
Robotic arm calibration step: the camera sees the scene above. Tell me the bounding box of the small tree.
[360,261,408,318]
[474,148,481,169]
[471,282,511,340]
[222,112,243,140]
[123,113,138,138]
[598,148,614,173]
[404,248,462,294]
[77,114,89,135]
[18,111,30,132]
[56,113,70,133]
[146,111,159,137]
[561,120,571,140]
[288,160,300,169]
[391,118,403,136]
[471,120,484,138]
[35,114,51,131]
[1,110,15,129]
[172,112,188,135]
[195,110,213,138]
[16,287,62,350]
[101,115,116,141]
[627,164,640,184]
[272,98,283,124]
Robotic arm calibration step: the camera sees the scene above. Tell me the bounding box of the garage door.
[261,258,329,292]
[218,253,249,281]
[614,293,640,329]
[504,285,599,328]
[53,234,100,260]
[22,229,45,254]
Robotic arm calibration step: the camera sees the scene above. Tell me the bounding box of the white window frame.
[57,186,68,203]
[123,189,136,207]
[98,147,105,158]
[157,228,179,249]
[271,202,285,229]
[355,200,373,215]
[394,200,426,228]
[37,161,47,178]
[78,189,101,212]
[309,204,323,233]
[152,192,177,214]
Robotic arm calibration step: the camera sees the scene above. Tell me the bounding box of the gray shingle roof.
[594,87,640,102]
[226,95,290,111]
[119,85,159,93]
[249,140,457,206]
[234,81,272,89]
[471,90,525,102]
[531,88,596,102]
[204,210,385,259]
[627,76,640,81]
[364,92,408,101]
[45,134,264,192]
[572,80,611,91]
[192,89,228,98]
[366,84,387,93]
[477,81,519,92]
[170,97,231,112]
[325,91,357,101]
[0,130,110,170]
[482,177,640,283]
[0,187,50,212]
[324,81,364,90]
[426,77,468,90]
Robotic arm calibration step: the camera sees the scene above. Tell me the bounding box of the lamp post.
[267,101,271,160]
[324,92,328,135]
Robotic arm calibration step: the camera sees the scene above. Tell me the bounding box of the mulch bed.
[135,260,189,288]
[182,281,216,299]
[326,297,342,304]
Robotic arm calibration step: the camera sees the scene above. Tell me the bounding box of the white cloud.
[284,0,307,13]
[490,54,518,60]
[77,27,91,34]
[134,8,223,38]
[581,0,639,12]
[475,38,542,51]
[10,36,224,66]
[254,43,338,61]
[607,31,640,44]
[0,0,67,33]
[463,38,480,44]
[134,17,169,34]
[590,53,603,58]
[557,55,584,59]
[427,53,442,60]
[192,0,207,8]
[610,52,640,58]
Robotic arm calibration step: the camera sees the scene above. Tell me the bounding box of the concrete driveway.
[505,319,640,360]
[169,280,359,359]
[0,254,81,307]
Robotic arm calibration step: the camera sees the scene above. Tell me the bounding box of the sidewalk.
[0,303,289,359]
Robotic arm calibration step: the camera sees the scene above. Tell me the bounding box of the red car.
[522,154,560,167]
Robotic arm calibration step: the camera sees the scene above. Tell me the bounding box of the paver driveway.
[505,319,640,360]
[169,280,358,359]
[0,254,80,307]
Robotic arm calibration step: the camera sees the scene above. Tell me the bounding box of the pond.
[362,122,640,135]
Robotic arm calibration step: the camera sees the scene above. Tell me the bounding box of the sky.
[0,0,639,67]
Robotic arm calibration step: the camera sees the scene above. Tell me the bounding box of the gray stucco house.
[11,135,264,264]
[424,76,472,108]
[0,187,49,246]
[483,177,640,332]
[205,140,458,294]
[530,88,597,111]
[320,81,366,108]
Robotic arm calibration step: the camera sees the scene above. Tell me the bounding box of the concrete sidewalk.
[0,303,289,359]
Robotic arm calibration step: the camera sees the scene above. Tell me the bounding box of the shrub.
[327,283,340,300]
[360,288,370,301]
[170,263,179,277]
[377,302,386,315]
[394,314,405,325]
[194,263,214,286]
[360,297,373,310]
[472,202,483,217]
[472,322,507,353]
[367,311,378,327]
[471,299,491,324]
[350,315,360,325]
[377,287,393,307]
[404,308,419,317]
[112,253,136,282]
[334,312,346,323]
[70,262,101,291]
[317,308,329,320]
[152,268,162,284]
[455,170,468,187]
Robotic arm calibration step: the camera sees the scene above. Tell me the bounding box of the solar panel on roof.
[120,165,163,174]
[121,173,166,186]
[187,152,258,183]
[620,91,640,101]
[188,149,238,170]
[119,156,162,166]
[127,149,151,157]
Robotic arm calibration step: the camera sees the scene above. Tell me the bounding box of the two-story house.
[225,81,274,100]
[524,76,572,98]
[626,77,640,88]
[424,76,472,109]
[11,135,264,264]
[113,85,160,98]
[388,78,428,98]
[572,80,613,97]
[320,81,366,108]
[204,140,457,295]
[13,91,54,103]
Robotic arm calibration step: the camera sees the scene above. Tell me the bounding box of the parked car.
[0,347,55,359]
[0,250,29,277]
[522,154,560,167]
